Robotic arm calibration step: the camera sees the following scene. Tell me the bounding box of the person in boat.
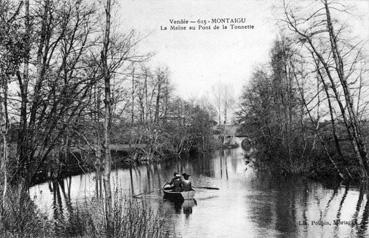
[181,173,192,191]
[168,172,182,192]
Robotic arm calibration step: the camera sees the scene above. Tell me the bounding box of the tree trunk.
[102,0,112,234]
[223,103,227,125]
[131,66,135,125]
[0,82,8,207]
[315,61,345,161]
[15,0,31,185]
[94,83,102,197]
[284,0,369,179]
[144,70,149,123]
[154,74,162,123]
[323,0,369,179]
[163,76,169,120]
[293,68,345,179]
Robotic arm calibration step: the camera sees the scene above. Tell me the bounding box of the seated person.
[181,173,192,191]
[168,172,182,192]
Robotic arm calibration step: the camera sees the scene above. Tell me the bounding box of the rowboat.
[163,184,195,202]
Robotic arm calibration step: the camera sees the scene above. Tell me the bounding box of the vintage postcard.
[1,0,369,237]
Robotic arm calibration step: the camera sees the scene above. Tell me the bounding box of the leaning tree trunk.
[315,61,345,162]
[324,0,369,179]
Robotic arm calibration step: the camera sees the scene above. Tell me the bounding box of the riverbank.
[0,188,174,238]
[247,148,361,185]
[30,141,220,186]
[239,136,361,185]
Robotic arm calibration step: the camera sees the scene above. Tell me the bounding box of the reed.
[61,195,173,238]
[0,186,175,238]
[0,186,53,238]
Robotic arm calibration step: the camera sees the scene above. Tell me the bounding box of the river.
[30,140,369,238]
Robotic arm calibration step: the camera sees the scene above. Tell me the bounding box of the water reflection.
[356,189,369,237]
[30,140,369,238]
[163,199,197,217]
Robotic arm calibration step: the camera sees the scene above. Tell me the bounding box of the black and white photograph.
[1,0,369,237]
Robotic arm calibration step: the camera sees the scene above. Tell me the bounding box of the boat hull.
[163,189,195,202]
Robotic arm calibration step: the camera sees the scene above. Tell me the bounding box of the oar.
[194,186,220,190]
[133,188,161,198]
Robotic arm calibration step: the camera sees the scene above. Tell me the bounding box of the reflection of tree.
[229,149,238,173]
[220,150,223,179]
[323,185,339,218]
[218,150,229,180]
[58,177,83,236]
[250,177,299,235]
[59,178,72,213]
[335,185,349,222]
[191,154,213,178]
[357,192,369,237]
[248,194,273,230]
[51,179,64,234]
[224,152,229,180]
[129,166,134,195]
[153,164,161,188]
[302,180,309,225]
[274,179,297,236]
[352,185,365,225]
[145,164,152,193]
[332,185,349,236]
[135,166,142,190]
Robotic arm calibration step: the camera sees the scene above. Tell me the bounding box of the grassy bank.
[0,187,174,238]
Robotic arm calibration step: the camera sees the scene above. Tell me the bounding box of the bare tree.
[222,84,235,124]
[283,0,369,179]
[212,82,223,125]
[101,0,113,232]
[211,82,235,125]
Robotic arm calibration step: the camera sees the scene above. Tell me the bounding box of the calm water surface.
[30,140,369,238]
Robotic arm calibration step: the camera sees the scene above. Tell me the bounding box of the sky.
[116,0,369,101]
